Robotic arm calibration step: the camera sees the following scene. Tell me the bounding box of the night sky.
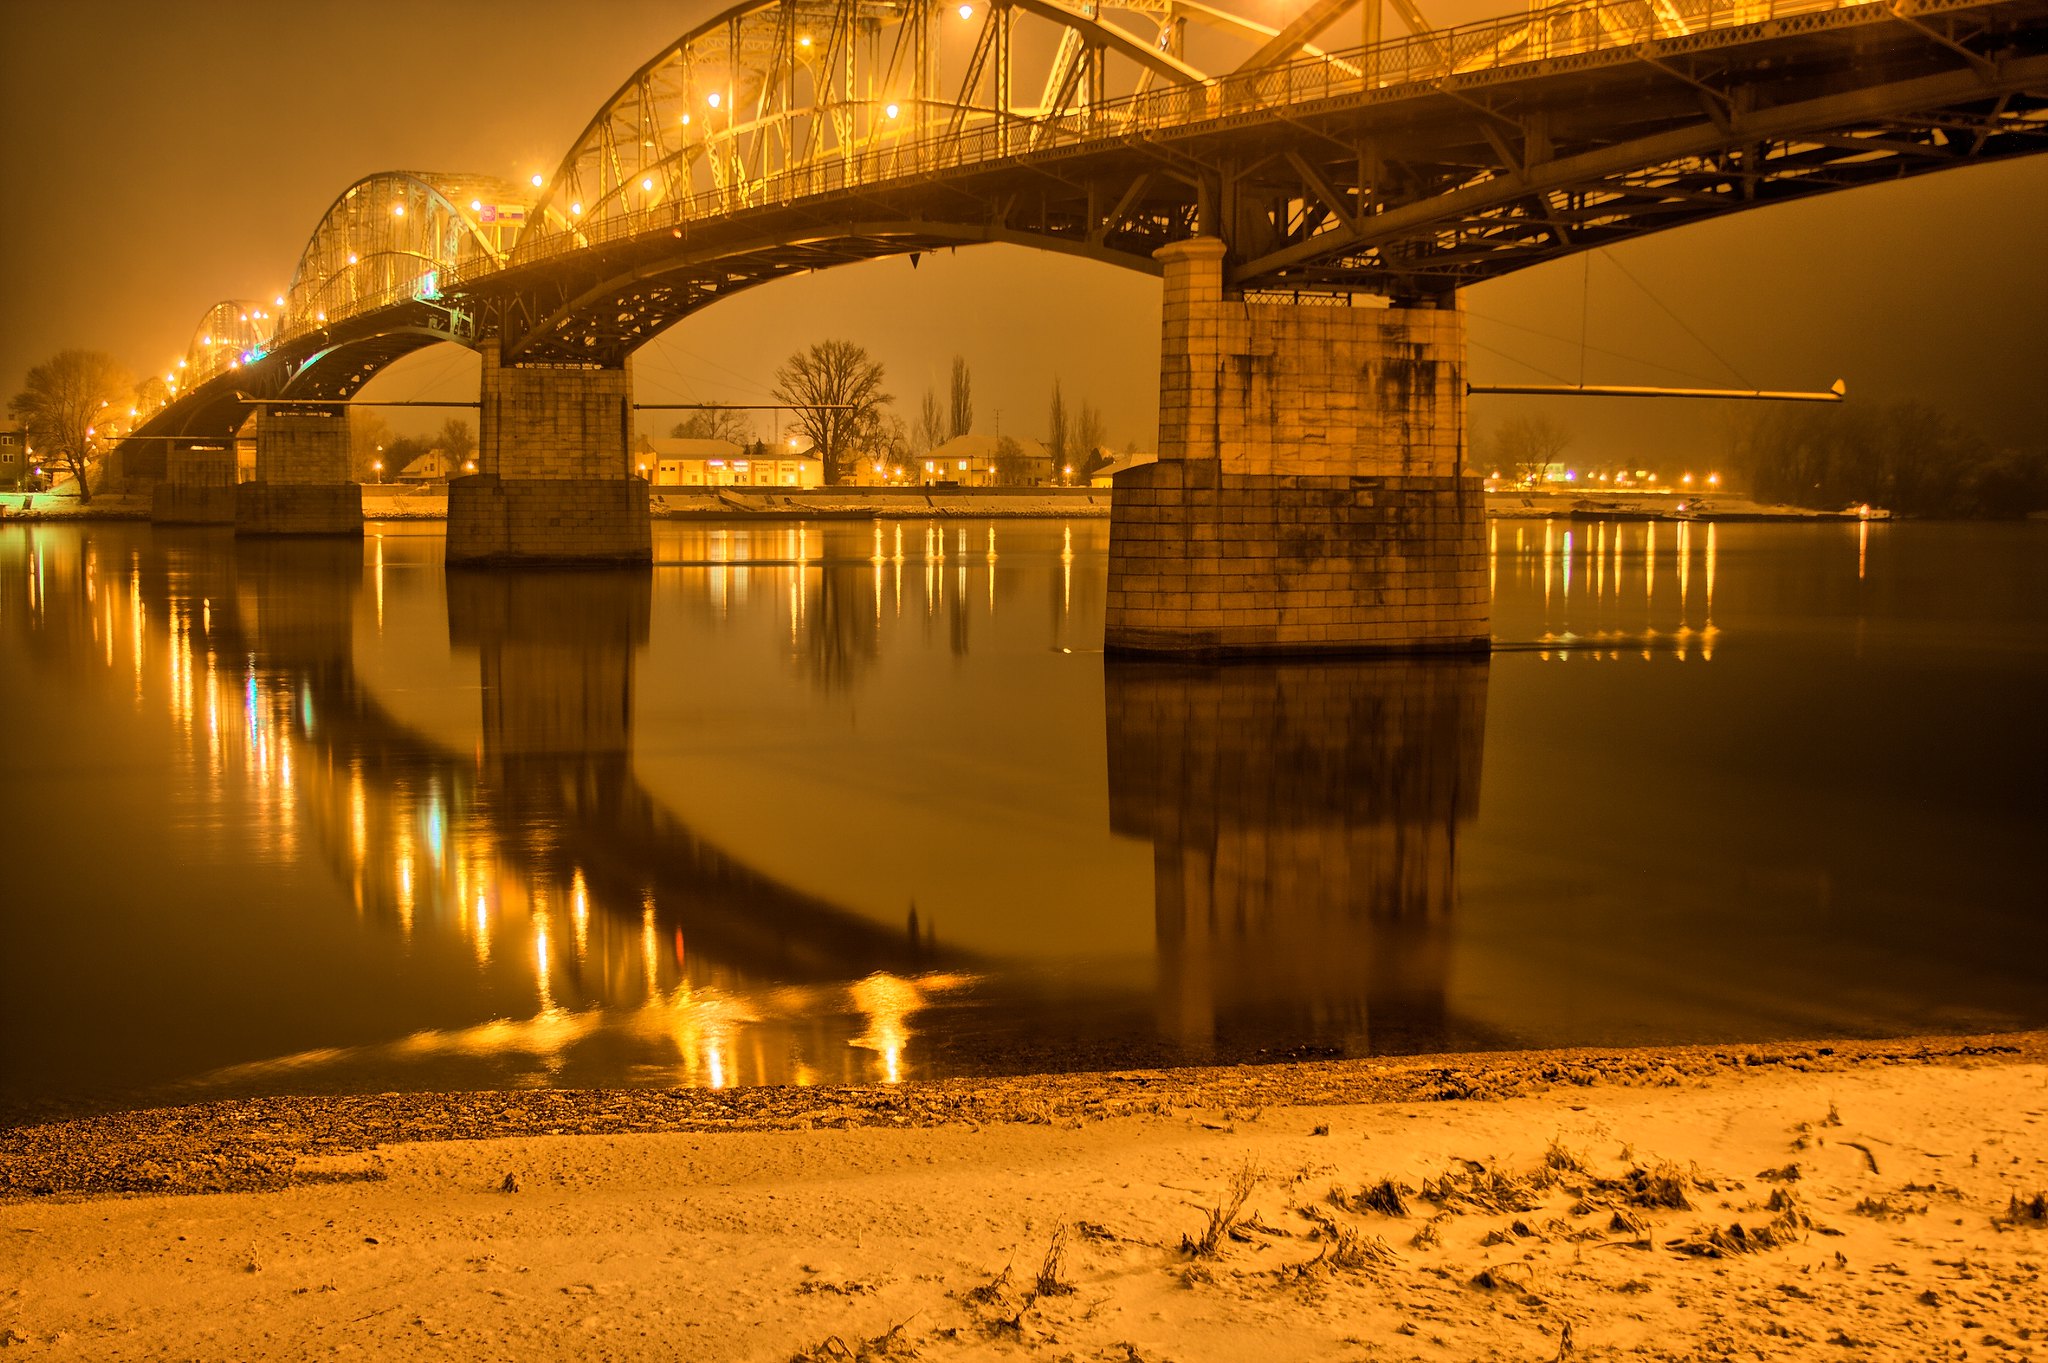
[2,0,2042,470]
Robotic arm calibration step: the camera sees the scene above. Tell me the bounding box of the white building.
[639,437,822,488]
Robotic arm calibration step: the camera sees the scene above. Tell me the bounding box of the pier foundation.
[234,406,363,537]
[446,341,650,567]
[1106,237,1486,655]
[150,441,238,525]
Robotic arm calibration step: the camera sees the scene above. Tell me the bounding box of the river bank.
[4,1032,2042,1361]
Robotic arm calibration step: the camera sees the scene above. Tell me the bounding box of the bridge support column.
[1106,237,1487,655]
[446,340,650,567]
[150,441,238,525]
[235,405,364,536]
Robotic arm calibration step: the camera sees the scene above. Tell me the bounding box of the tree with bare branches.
[1494,414,1573,484]
[670,407,755,446]
[773,339,891,484]
[8,349,131,504]
[949,355,973,439]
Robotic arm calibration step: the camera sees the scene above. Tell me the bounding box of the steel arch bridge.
[124,0,2048,449]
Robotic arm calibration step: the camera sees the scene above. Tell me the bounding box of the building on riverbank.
[640,437,822,488]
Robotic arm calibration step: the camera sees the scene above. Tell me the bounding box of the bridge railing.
[520,0,1871,262]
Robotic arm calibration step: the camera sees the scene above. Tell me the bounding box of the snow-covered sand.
[4,1036,2044,1361]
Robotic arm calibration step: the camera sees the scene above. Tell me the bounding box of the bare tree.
[436,416,476,463]
[1494,414,1572,484]
[773,339,891,484]
[917,388,946,456]
[8,349,131,503]
[1046,380,1069,478]
[670,407,755,446]
[1074,401,1108,479]
[949,355,973,439]
[350,409,394,481]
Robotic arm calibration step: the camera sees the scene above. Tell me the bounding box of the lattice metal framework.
[279,172,532,343]
[178,301,268,394]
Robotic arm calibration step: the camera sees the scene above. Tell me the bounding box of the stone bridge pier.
[446,340,651,567]
[1107,237,1487,655]
[235,405,365,536]
[150,440,239,525]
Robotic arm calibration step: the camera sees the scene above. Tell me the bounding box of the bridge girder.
[129,0,2048,438]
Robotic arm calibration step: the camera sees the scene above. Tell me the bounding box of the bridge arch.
[279,171,531,344]
[178,300,268,396]
[512,0,1210,266]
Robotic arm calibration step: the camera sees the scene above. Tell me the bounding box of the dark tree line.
[1738,402,2048,519]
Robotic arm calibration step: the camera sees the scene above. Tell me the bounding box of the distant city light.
[680,113,691,126]
[531,174,544,188]
[471,199,482,211]
[799,34,811,46]
[707,92,721,108]
[571,202,582,215]
[642,177,654,191]
[393,203,405,217]
[884,103,900,119]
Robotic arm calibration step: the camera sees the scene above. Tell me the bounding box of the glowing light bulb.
[471,199,482,211]
[642,177,653,191]
[680,113,691,126]
[571,202,582,215]
[531,173,544,188]
[392,203,405,217]
[959,4,973,16]
[799,34,811,46]
[885,103,900,118]
[707,91,721,108]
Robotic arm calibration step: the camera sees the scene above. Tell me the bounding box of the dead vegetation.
[1999,1191,2047,1227]
[1665,1188,1826,1258]
[1329,1177,1409,1217]
[1033,1225,1074,1298]
[1181,1160,1260,1258]
[788,1320,919,1361]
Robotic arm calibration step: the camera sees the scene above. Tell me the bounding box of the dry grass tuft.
[1279,1225,1398,1281]
[1330,1177,1409,1217]
[1033,1225,1074,1298]
[1419,1162,1542,1215]
[2000,1191,2048,1226]
[1587,1161,1694,1211]
[962,1261,1013,1308]
[1544,1139,1590,1177]
[789,1320,920,1362]
[1181,1160,1260,1258]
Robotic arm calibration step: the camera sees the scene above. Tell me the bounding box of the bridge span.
[122,0,2048,654]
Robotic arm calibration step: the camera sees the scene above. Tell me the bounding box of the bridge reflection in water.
[1106,657,1487,1061]
[2,526,1509,1104]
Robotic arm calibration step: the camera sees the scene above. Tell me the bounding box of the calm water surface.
[1,517,2043,1119]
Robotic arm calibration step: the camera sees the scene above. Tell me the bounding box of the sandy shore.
[3,1034,2044,1361]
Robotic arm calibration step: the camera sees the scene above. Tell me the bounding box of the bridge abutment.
[1106,237,1487,656]
[446,341,651,567]
[235,406,364,537]
[150,441,238,525]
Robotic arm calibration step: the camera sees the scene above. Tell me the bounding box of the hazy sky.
[2,0,2042,472]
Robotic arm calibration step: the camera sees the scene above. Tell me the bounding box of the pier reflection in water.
[1105,657,1487,1060]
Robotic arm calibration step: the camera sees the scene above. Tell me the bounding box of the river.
[1,517,2042,1120]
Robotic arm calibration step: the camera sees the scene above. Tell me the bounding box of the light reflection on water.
[0,517,2043,1119]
